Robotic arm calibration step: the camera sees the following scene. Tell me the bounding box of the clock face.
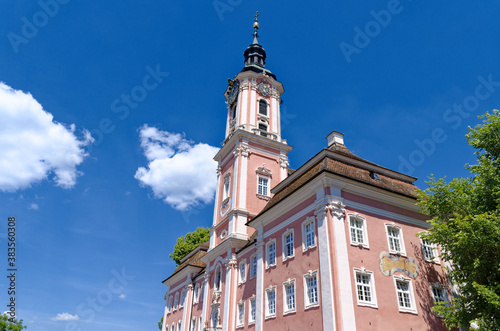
[227,80,240,106]
[257,82,271,96]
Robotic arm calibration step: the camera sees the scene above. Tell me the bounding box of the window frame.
[301,217,317,252]
[239,259,247,284]
[430,283,450,308]
[249,295,256,325]
[265,286,277,319]
[236,300,245,327]
[282,229,295,261]
[385,224,406,256]
[257,176,269,197]
[258,99,268,116]
[173,292,179,311]
[421,237,440,263]
[393,276,417,314]
[193,284,199,304]
[214,266,222,292]
[266,239,276,269]
[303,270,320,309]
[348,214,369,248]
[167,295,173,313]
[222,174,231,201]
[250,254,257,279]
[283,278,296,315]
[353,268,378,308]
[180,289,186,308]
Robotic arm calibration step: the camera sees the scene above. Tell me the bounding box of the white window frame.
[166,325,169,331]
[171,323,174,331]
[223,174,230,200]
[265,286,277,319]
[257,175,270,197]
[421,237,440,263]
[302,217,317,252]
[283,278,296,315]
[239,259,247,284]
[266,239,276,268]
[282,228,295,262]
[191,317,196,331]
[385,224,406,256]
[303,270,320,309]
[173,293,179,310]
[430,283,450,307]
[348,214,369,248]
[214,266,222,291]
[236,300,245,327]
[249,295,256,325]
[250,254,257,279]
[353,268,378,308]
[180,289,186,308]
[200,282,204,302]
[167,295,173,313]
[193,284,199,304]
[393,276,417,314]
[178,321,181,331]
[198,316,202,331]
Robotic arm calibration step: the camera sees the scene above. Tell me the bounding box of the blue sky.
[1,1,499,330]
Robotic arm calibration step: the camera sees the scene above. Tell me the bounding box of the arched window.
[215,267,222,291]
[259,99,268,116]
[258,123,267,137]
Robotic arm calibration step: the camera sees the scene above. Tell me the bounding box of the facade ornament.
[314,204,329,219]
[240,142,250,157]
[233,146,240,158]
[279,156,289,168]
[256,240,265,255]
[329,200,346,219]
[216,164,222,176]
[225,256,238,269]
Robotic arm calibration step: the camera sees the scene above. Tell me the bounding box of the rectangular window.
[259,100,268,116]
[266,288,276,317]
[386,224,405,255]
[258,177,269,196]
[194,285,199,304]
[239,261,246,283]
[267,241,276,267]
[284,282,296,313]
[350,217,365,245]
[356,273,372,303]
[200,282,204,302]
[237,302,245,326]
[249,297,256,323]
[302,219,316,250]
[250,255,257,279]
[284,232,294,259]
[422,238,438,262]
[305,274,318,307]
[258,123,267,137]
[191,318,196,331]
[431,283,449,308]
[394,277,417,313]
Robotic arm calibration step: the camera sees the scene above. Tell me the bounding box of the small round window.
[220,229,227,239]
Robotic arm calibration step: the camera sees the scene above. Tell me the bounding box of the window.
[174,293,179,310]
[223,175,230,200]
[394,277,417,314]
[193,284,199,304]
[165,325,169,331]
[258,123,267,137]
[266,240,276,268]
[215,266,222,291]
[304,271,319,308]
[199,317,202,331]
[354,269,377,308]
[259,99,268,116]
[167,296,173,313]
[283,230,294,260]
[180,290,186,308]
[250,254,257,279]
[249,296,256,324]
[349,215,368,247]
[171,323,174,331]
[257,177,269,196]
[431,283,449,307]
[239,260,246,283]
[200,282,204,302]
[178,321,181,331]
[386,224,406,255]
[302,218,316,251]
[237,301,245,327]
[191,317,196,331]
[265,286,276,318]
[421,238,439,262]
[283,279,296,314]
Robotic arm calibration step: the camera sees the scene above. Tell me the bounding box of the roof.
[162,242,208,284]
[255,142,419,217]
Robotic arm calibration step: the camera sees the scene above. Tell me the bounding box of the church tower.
[210,13,293,249]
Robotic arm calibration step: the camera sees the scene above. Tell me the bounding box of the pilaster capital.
[279,156,289,168]
[240,142,250,157]
[216,164,222,176]
[329,200,346,219]
[233,146,240,158]
[225,255,238,269]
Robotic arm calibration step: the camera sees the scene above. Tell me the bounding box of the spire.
[243,11,266,68]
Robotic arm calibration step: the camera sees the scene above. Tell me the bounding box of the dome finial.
[253,11,259,44]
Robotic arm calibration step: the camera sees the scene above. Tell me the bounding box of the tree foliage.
[0,315,26,331]
[418,110,500,330]
[169,227,210,265]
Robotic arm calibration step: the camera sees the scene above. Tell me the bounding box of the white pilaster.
[330,200,356,330]
[181,283,191,331]
[250,84,256,127]
[201,270,210,330]
[231,147,240,211]
[271,97,278,135]
[255,238,265,331]
[315,204,336,331]
[238,139,249,211]
[222,251,235,331]
[240,84,248,127]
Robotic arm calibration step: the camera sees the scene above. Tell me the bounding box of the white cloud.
[0,83,92,192]
[51,313,79,321]
[29,203,39,210]
[119,294,126,299]
[135,125,219,210]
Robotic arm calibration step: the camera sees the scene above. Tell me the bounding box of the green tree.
[418,110,500,330]
[169,227,210,265]
[0,314,26,331]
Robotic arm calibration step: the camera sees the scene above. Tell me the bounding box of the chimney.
[326,130,344,147]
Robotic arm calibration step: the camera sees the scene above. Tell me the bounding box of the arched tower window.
[215,266,222,291]
[259,99,268,116]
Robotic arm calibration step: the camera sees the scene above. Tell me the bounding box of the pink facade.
[161,19,450,331]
